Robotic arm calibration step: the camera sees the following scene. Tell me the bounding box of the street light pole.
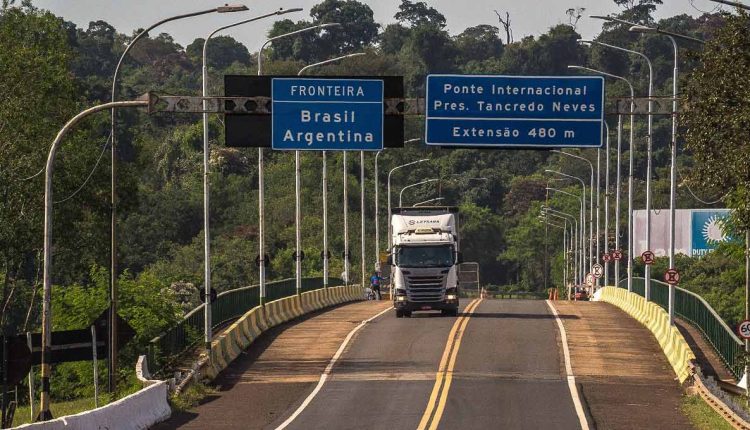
[414,197,446,207]
[43,99,149,421]
[374,138,419,268]
[257,22,340,297]
[201,7,299,354]
[297,52,366,293]
[630,25,689,324]
[374,151,381,269]
[108,3,248,395]
[361,151,366,290]
[399,179,440,207]
[547,188,585,284]
[603,122,611,285]
[387,158,429,249]
[577,39,655,297]
[545,170,587,275]
[568,65,634,292]
[543,208,579,285]
[343,152,349,284]
[553,150,595,274]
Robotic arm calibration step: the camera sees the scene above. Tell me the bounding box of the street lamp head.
[320,23,343,29]
[217,4,250,12]
[577,39,592,45]
[629,25,656,34]
[589,15,611,21]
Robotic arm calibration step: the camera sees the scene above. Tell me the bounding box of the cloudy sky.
[32,0,727,51]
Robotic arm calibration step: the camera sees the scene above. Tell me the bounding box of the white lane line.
[274,305,392,430]
[546,300,590,430]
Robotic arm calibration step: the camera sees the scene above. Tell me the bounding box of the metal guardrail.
[147,277,343,375]
[620,277,744,378]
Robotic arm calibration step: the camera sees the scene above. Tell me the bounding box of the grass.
[681,394,734,430]
[12,395,111,427]
[170,382,217,412]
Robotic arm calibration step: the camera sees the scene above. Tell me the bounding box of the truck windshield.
[396,245,454,268]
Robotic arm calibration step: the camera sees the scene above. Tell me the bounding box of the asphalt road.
[159,298,693,429]
[272,299,583,430]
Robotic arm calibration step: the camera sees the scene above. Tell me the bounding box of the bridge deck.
[554,301,693,429]
[157,299,694,429]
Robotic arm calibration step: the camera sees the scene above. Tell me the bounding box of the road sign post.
[425,75,604,148]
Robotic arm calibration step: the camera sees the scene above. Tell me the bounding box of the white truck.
[388,207,462,318]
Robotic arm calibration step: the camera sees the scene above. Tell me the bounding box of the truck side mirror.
[456,252,463,264]
[386,255,393,265]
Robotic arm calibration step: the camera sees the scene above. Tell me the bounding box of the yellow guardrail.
[204,285,361,379]
[597,286,696,383]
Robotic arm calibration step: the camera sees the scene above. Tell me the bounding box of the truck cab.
[389,207,461,318]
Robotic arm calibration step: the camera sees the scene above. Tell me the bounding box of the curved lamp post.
[542,207,579,286]
[568,65,634,292]
[546,188,585,283]
[374,138,421,267]
[257,22,340,295]
[201,6,301,355]
[297,52,367,290]
[552,150,595,272]
[108,2,248,397]
[399,179,440,207]
[387,159,430,249]
[545,170,587,273]
[578,38,655,295]
[44,99,150,420]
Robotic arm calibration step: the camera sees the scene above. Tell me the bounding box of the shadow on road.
[467,312,579,320]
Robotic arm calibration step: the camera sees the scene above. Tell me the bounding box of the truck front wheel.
[395,310,404,318]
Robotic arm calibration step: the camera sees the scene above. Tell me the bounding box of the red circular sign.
[612,250,623,261]
[664,268,681,285]
[738,320,750,340]
[641,251,655,265]
[603,253,611,262]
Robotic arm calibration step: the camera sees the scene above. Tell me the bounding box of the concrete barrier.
[203,286,362,381]
[15,381,171,430]
[596,287,695,383]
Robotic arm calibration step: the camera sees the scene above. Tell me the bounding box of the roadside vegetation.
[681,394,734,430]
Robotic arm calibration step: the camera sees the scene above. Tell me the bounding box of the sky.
[30,0,728,52]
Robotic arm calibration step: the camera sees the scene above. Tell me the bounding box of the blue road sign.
[425,75,605,148]
[272,78,384,151]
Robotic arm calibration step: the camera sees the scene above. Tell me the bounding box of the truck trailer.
[388,206,462,318]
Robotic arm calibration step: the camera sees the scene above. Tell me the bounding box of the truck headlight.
[396,295,407,302]
[446,294,457,300]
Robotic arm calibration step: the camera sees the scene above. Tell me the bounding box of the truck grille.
[406,274,445,302]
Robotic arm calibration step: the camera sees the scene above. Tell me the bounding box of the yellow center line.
[417,298,483,430]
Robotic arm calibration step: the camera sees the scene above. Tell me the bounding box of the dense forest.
[1,0,749,398]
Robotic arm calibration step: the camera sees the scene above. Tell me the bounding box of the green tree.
[682,11,750,231]
[394,0,447,29]
[186,35,251,69]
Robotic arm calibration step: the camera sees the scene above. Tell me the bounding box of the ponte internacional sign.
[425,75,605,148]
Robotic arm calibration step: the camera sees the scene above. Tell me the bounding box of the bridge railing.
[148,277,343,376]
[619,277,744,378]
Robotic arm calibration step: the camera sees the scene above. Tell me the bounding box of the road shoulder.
[553,301,694,430]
